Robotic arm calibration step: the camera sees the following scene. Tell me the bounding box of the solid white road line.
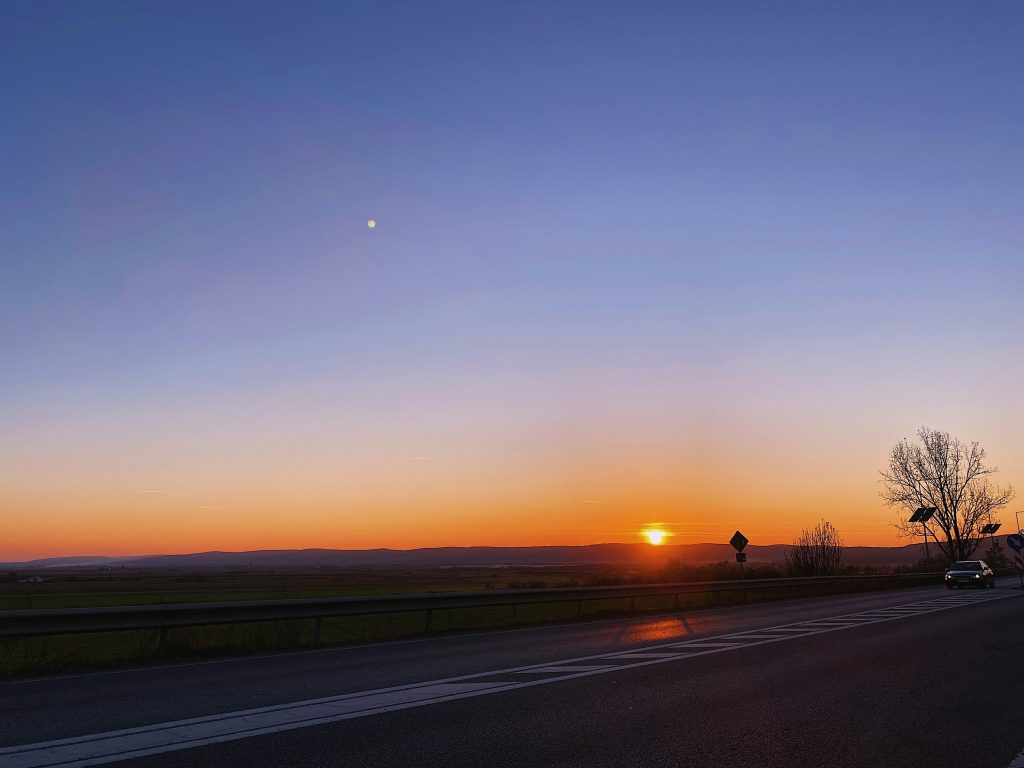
[667,641,741,648]
[614,652,687,659]
[2,590,1017,768]
[515,665,615,673]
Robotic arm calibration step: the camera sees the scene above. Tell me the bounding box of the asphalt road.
[2,584,1022,767]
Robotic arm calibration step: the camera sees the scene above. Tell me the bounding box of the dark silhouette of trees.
[880,427,1015,562]
[786,520,844,576]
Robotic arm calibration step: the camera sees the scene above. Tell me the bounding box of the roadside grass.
[0,584,490,612]
[0,577,933,676]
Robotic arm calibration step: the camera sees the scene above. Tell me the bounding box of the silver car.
[944,560,995,589]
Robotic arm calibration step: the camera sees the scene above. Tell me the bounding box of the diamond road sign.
[730,531,749,552]
[1006,533,1024,552]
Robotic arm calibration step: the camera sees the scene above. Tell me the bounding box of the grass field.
[0,565,934,676]
[0,565,641,610]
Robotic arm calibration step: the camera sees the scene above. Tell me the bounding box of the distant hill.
[0,556,122,569]
[0,538,990,570]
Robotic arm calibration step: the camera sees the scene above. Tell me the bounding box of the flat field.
[0,565,640,611]
[0,565,673,675]
[0,564,924,675]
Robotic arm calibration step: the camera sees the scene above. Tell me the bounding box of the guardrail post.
[673,593,679,610]
[157,627,168,660]
[576,600,582,620]
[425,609,432,635]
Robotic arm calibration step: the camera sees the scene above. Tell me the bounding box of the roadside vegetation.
[0,558,933,612]
[881,427,1015,561]
[785,521,844,577]
[0,564,939,676]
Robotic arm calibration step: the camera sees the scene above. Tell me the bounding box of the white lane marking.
[614,652,686,659]
[515,665,615,673]
[0,682,505,768]
[2,591,1016,768]
[868,610,925,618]
[1007,743,1024,768]
[868,609,925,615]
[753,626,817,632]
[668,641,742,648]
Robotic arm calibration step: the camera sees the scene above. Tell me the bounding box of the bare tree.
[880,427,1015,562]
[786,520,844,576]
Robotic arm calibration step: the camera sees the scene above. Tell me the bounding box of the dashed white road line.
[516,664,614,673]
[614,652,683,659]
[1,590,1017,768]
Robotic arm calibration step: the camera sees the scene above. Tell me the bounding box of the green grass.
[0,630,159,676]
[0,576,935,676]
[0,584,495,611]
[319,612,430,644]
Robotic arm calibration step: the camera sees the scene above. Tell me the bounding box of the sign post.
[1007,533,1024,591]
[981,522,1002,550]
[909,507,937,561]
[730,531,749,579]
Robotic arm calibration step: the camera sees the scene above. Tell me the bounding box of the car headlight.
[945,574,951,579]
[972,574,980,578]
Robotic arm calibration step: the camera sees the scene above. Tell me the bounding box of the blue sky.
[1,1,1022,556]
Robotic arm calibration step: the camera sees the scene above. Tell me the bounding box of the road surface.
[1,584,1022,767]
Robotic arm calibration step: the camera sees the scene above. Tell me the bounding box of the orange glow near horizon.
[3,397,1021,561]
[1,476,981,562]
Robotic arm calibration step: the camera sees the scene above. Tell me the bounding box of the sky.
[1,1,1022,560]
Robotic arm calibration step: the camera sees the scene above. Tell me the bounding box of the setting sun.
[643,529,668,546]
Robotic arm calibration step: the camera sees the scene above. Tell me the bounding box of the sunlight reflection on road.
[622,617,692,643]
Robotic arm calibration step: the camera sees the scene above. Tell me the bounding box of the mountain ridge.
[0,539,988,569]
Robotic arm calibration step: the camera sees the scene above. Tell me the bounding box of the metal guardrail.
[0,573,941,648]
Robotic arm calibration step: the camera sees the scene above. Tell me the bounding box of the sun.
[643,529,668,546]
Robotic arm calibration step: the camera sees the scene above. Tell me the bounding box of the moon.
[367,219,377,229]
